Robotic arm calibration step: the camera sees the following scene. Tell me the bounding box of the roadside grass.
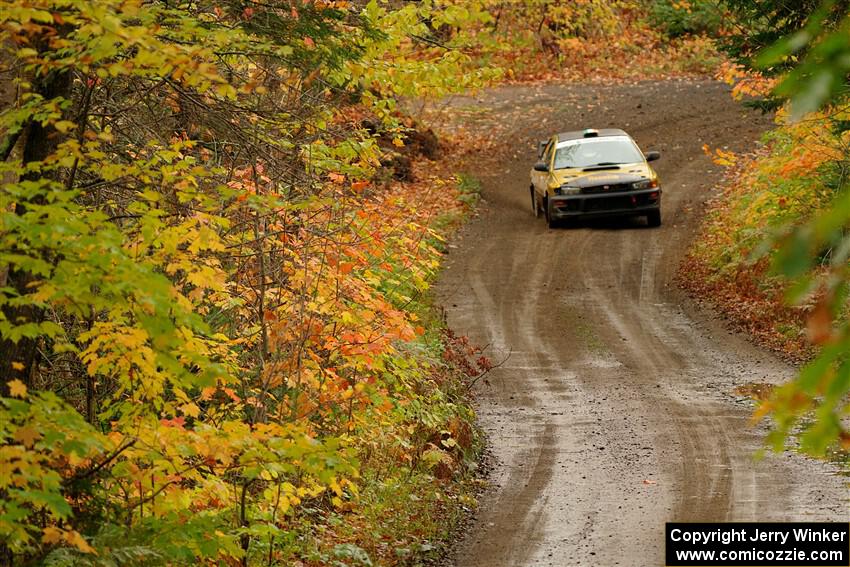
[270,441,481,565]
[307,472,478,566]
[456,174,483,208]
[430,173,482,243]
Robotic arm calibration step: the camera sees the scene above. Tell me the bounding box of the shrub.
[649,0,725,38]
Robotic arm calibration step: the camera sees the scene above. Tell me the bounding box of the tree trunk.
[0,66,72,390]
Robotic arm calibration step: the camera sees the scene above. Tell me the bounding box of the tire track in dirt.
[436,80,849,567]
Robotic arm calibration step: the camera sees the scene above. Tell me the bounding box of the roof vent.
[583,129,599,138]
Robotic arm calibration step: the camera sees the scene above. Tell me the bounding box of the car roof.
[556,128,629,141]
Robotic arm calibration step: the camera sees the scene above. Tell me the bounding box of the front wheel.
[545,199,557,228]
[646,209,661,227]
[531,187,540,218]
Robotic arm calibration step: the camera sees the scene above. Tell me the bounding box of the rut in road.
[436,81,849,567]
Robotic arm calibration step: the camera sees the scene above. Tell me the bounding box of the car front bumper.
[548,188,661,219]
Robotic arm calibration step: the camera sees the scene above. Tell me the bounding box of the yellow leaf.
[181,402,200,418]
[42,527,63,544]
[7,379,27,398]
[64,530,97,554]
[11,361,24,371]
[53,120,76,133]
[392,137,405,147]
[278,495,291,514]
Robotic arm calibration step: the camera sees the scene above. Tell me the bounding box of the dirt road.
[435,81,849,566]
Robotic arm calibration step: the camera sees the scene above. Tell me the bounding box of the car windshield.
[553,137,644,169]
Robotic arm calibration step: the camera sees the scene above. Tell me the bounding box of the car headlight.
[633,179,659,190]
[558,185,581,195]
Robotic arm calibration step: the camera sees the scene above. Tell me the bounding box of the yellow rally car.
[530,128,661,228]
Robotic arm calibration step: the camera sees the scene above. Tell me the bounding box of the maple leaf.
[7,379,27,398]
[160,416,186,428]
[222,387,241,402]
[181,402,201,418]
[14,426,41,448]
[42,527,64,544]
[65,530,97,554]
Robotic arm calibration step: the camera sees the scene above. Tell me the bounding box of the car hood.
[551,163,654,187]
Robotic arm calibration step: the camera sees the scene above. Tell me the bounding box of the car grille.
[584,196,634,211]
[581,183,632,194]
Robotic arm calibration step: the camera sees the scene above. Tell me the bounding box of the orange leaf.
[807,299,833,345]
[160,416,186,429]
[222,387,241,402]
[14,426,41,448]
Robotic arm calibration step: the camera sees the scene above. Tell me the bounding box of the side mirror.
[537,140,548,158]
[533,161,549,172]
[645,151,661,162]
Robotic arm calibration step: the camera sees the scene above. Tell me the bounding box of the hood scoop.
[582,165,621,171]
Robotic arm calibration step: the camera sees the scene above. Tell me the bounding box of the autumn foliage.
[457,0,723,82]
[0,0,742,563]
[0,0,501,564]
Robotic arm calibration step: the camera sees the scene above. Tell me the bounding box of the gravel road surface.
[435,80,850,567]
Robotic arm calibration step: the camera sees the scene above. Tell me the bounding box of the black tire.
[646,208,661,227]
[545,199,557,228]
[531,187,540,218]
